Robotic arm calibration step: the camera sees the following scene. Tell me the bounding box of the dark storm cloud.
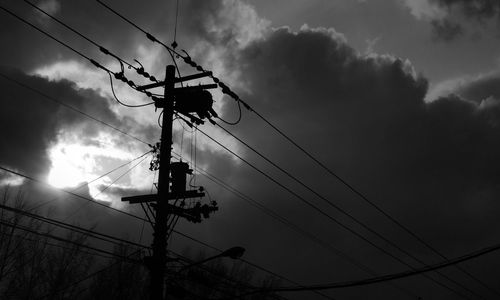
[187,25,500,298]
[455,71,500,103]
[431,0,500,21]
[428,0,500,41]
[0,0,174,73]
[431,18,464,41]
[0,66,119,179]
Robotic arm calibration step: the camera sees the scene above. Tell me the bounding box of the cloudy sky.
[2,0,500,299]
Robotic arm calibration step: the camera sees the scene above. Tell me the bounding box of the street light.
[177,246,245,272]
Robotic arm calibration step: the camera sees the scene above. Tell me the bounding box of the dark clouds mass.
[2,0,500,299]
[429,0,500,41]
[0,66,119,179]
[192,24,500,298]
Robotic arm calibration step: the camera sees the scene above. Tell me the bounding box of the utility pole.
[150,64,175,300]
[122,65,219,300]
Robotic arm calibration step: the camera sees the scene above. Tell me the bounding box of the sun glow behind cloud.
[47,131,142,203]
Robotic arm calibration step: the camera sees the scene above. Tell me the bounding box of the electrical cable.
[0,165,147,223]
[0,203,150,250]
[38,249,144,299]
[0,5,111,73]
[6,3,481,295]
[172,0,180,47]
[171,152,418,298]
[94,0,183,82]
[194,127,472,299]
[168,250,291,300]
[62,154,151,222]
[108,72,155,107]
[30,150,152,211]
[216,98,242,125]
[245,240,500,294]
[87,4,496,295]
[0,219,140,264]
[22,0,158,83]
[0,5,156,107]
[170,229,336,300]
[213,123,487,298]
[0,72,150,147]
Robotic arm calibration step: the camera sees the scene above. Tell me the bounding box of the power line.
[167,250,291,300]
[1,164,304,298]
[247,240,500,294]
[194,127,473,299]
[23,0,158,83]
[31,151,152,212]
[0,71,151,146]
[39,249,144,300]
[6,2,481,295]
[0,165,146,222]
[0,4,155,107]
[0,219,140,264]
[87,2,496,295]
[170,152,418,298]
[0,4,109,72]
[0,202,150,250]
[170,229,335,300]
[213,123,486,298]
[0,70,307,297]
[63,153,151,221]
[1,231,116,261]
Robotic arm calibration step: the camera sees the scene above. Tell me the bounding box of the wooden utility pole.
[150,65,175,300]
[122,65,219,300]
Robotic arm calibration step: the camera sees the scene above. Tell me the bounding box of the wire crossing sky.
[2,0,500,299]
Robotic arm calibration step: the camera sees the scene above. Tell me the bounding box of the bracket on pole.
[136,71,213,91]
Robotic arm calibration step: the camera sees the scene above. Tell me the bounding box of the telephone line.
[0,165,146,222]
[0,164,301,297]
[170,229,335,300]
[23,0,158,83]
[0,5,109,72]
[194,127,471,299]
[0,219,140,264]
[87,2,494,294]
[63,154,150,221]
[171,153,418,298]
[248,240,500,294]
[0,4,155,107]
[214,123,485,298]
[0,202,150,250]
[0,71,151,146]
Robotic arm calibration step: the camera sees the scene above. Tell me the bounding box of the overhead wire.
[213,122,489,298]
[22,0,158,83]
[0,165,146,223]
[0,203,150,251]
[0,165,301,296]
[62,153,151,222]
[0,72,151,146]
[167,250,291,300]
[39,248,144,299]
[6,1,483,296]
[0,4,154,107]
[246,241,500,294]
[108,71,155,107]
[30,150,152,211]
[193,127,473,299]
[0,5,110,73]
[170,229,336,300]
[87,3,497,296]
[0,219,140,264]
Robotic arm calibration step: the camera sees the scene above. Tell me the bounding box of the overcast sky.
[2,0,500,299]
